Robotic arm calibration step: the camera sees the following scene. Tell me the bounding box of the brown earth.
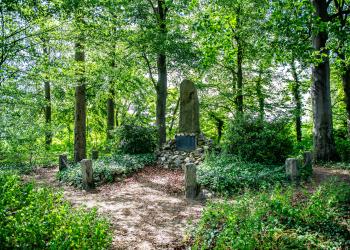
[24,166,203,250]
[23,165,350,250]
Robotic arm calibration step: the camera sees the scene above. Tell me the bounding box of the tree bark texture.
[342,67,350,136]
[291,60,302,142]
[107,88,115,140]
[156,0,168,146]
[43,45,52,148]
[74,31,86,163]
[311,0,337,162]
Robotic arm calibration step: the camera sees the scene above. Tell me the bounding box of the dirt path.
[23,165,350,249]
[25,166,203,250]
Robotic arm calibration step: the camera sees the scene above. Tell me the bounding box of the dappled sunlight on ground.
[24,166,203,250]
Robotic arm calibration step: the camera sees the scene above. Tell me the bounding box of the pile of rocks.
[156,136,212,169]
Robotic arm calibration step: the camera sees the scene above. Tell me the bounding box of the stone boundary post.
[80,159,95,190]
[285,158,301,181]
[185,163,199,199]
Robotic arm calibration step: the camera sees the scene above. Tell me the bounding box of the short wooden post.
[185,163,199,199]
[285,158,301,181]
[92,150,99,160]
[59,154,68,171]
[80,159,95,190]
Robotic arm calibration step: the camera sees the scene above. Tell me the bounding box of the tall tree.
[43,43,52,148]
[331,0,350,136]
[74,15,87,163]
[311,0,337,161]
[155,0,168,146]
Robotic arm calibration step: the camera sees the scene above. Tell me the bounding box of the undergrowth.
[57,153,155,188]
[189,180,350,249]
[197,154,286,194]
[0,171,112,249]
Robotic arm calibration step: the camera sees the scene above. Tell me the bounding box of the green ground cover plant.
[57,153,156,188]
[0,171,112,249]
[190,180,350,249]
[197,154,286,194]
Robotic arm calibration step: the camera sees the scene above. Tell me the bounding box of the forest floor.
[23,166,203,250]
[22,165,350,250]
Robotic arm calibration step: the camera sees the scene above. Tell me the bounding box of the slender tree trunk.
[43,45,52,148]
[156,0,167,146]
[311,0,337,162]
[169,97,180,133]
[107,52,115,140]
[216,118,224,143]
[107,88,115,140]
[342,66,350,136]
[236,38,243,115]
[291,60,302,142]
[74,25,86,163]
[115,107,119,127]
[255,70,264,121]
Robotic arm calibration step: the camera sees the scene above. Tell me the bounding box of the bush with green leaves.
[334,127,350,162]
[0,171,112,249]
[224,117,293,164]
[114,123,157,154]
[197,154,286,194]
[57,153,156,188]
[190,180,350,249]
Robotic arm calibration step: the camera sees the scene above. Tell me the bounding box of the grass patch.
[198,154,286,195]
[0,162,35,174]
[57,153,156,188]
[0,171,112,249]
[189,180,350,249]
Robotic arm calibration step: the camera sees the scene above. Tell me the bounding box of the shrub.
[57,153,156,188]
[0,171,112,249]
[197,154,286,194]
[224,117,293,164]
[114,123,157,154]
[190,180,350,249]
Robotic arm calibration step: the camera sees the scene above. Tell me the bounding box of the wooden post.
[185,163,199,199]
[285,158,301,181]
[59,154,68,171]
[80,159,95,190]
[92,150,99,160]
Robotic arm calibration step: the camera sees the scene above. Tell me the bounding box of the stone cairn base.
[156,135,212,169]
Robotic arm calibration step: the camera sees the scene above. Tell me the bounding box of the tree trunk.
[74,26,86,163]
[311,0,337,162]
[43,45,52,148]
[107,45,116,140]
[156,0,168,146]
[107,88,115,140]
[291,60,302,142]
[255,70,264,121]
[236,38,243,115]
[115,107,119,127]
[342,67,350,136]
[169,97,180,133]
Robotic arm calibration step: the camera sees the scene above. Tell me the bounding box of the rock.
[179,79,200,135]
[174,158,182,167]
[285,158,301,182]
